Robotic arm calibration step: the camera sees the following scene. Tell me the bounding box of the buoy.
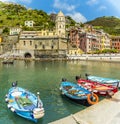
[87,93,99,105]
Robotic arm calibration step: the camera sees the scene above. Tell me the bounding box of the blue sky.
[0,0,120,23]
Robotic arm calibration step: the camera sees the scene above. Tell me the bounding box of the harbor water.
[0,60,120,124]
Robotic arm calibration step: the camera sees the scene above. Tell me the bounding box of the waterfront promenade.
[49,91,120,124]
[67,53,120,62]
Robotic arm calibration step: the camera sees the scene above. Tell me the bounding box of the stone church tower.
[56,11,66,37]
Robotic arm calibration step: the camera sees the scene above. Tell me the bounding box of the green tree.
[2,27,9,34]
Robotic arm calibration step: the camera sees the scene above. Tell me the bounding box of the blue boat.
[85,74,120,88]
[60,79,99,105]
[5,82,45,122]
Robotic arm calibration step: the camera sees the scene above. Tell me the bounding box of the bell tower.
[56,11,65,37]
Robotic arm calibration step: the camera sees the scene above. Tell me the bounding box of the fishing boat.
[76,76,118,97]
[2,58,14,64]
[2,60,14,64]
[5,82,45,122]
[60,79,99,105]
[85,74,120,88]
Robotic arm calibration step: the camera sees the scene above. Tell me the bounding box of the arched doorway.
[24,52,32,58]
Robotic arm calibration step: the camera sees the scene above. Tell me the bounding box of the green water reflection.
[0,60,120,124]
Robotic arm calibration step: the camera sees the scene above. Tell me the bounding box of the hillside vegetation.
[0,2,120,36]
[0,2,75,31]
[86,16,120,36]
[0,2,55,30]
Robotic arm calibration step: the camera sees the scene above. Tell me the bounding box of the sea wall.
[49,91,120,124]
[1,53,120,62]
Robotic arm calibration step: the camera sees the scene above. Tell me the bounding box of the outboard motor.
[12,81,18,87]
[75,76,81,81]
[85,73,89,77]
[85,73,89,80]
[117,82,120,88]
[62,78,67,82]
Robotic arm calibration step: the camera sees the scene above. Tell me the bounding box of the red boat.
[76,76,118,97]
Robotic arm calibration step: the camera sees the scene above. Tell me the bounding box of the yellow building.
[101,36,105,50]
[0,37,2,43]
[37,29,56,36]
[68,48,83,55]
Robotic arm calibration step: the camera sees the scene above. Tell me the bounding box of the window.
[42,45,45,49]
[35,44,37,49]
[51,45,54,49]
[30,41,32,45]
[23,41,26,45]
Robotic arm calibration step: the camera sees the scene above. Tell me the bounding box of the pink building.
[69,26,110,53]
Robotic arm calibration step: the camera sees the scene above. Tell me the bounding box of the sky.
[0,0,120,23]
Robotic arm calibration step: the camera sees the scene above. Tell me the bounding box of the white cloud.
[53,0,87,23]
[86,0,98,6]
[67,12,87,23]
[98,5,107,11]
[53,0,75,12]
[0,0,32,4]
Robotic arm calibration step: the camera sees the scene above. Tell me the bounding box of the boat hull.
[86,75,120,88]
[5,86,45,122]
[60,81,99,105]
[77,78,118,96]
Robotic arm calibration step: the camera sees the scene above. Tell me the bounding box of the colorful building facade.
[111,36,120,51]
[69,25,111,53]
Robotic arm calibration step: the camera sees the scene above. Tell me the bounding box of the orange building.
[111,36,120,51]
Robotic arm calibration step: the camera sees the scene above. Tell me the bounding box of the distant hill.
[0,1,75,32]
[85,16,120,36]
